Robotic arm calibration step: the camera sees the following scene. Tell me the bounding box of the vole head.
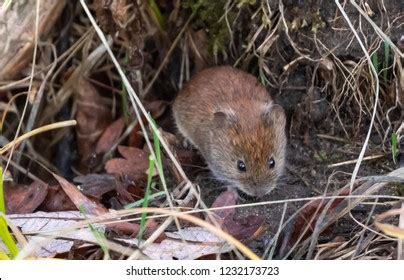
[208,104,286,198]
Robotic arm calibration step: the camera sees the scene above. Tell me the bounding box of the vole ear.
[213,109,237,128]
[261,104,286,128]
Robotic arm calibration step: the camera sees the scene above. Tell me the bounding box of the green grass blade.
[0,166,5,213]
[148,0,166,30]
[371,50,379,74]
[150,117,162,168]
[124,191,165,209]
[137,155,155,241]
[0,216,19,258]
[383,41,390,81]
[391,132,398,165]
[121,53,130,125]
[258,66,270,87]
[0,250,11,260]
[79,205,109,259]
[121,84,130,125]
[2,0,12,11]
[0,167,19,258]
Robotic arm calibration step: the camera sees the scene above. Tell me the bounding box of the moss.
[313,150,328,162]
[183,0,253,56]
[289,8,325,33]
[395,183,404,196]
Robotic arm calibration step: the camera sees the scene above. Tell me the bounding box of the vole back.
[173,66,286,198]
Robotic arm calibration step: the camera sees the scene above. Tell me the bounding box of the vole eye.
[268,157,275,169]
[237,160,247,172]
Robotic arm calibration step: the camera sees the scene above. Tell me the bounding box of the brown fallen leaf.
[105,145,149,181]
[127,121,144,148]
[74,174,117,199]
[209,190,266,241]
[119,227,233,260]
[95,118,125,154]
[75,78,111,170]
[290,187,350,245]
[5,181,48,214]
[115,181,138,205]
[210,190,237,224]
[53,173,140,235]
[126,183,145,200]
[53,173,107,216]
[145,100,169,119]
[39,185,77,212]
[223,215,266,240]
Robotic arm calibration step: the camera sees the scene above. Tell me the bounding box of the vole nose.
[253,188,268,197]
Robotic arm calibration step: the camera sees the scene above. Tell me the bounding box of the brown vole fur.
[173,66,286,197]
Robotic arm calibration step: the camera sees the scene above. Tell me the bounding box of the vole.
[173,66,286,198]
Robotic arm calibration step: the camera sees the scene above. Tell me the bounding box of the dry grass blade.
[143,14,195,98]
[348,0,403,58]
[0,120,77,155]
[281,168,404,259]
[79,1,227,256]
[77,1,215,242]
[399,203,404,259]
[375,208,404,239]
[107,207,260,260]
[12,43,60,170]
[335,0,380,205]
[3,0,41,177]
[40,35,109,123]
[327,154,385,168]
[13,207,259,260]
[128,217,174,260]
[78,0,188,183]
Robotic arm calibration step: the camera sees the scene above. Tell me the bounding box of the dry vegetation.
[0,0,404,260]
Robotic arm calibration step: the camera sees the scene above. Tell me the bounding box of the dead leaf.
[120,227,233,260]
[127,121,144,148]
[128,100,169,147]
[53,173,140,235]
[105,146,149,181]
[74,174,117,199]
[210,190,237,224]
[3,211,103,258]
[75,78,111,169]
[53,173,107,216]
[223,215,266,240]
[0,0,66,80]
[145,100,169,119]
[209,190,266,240]
[290,187,350,244]
[5,181,48,214]
[94,0,143,67]
[39,185,77,212]
[115,181,137,204]
[126,183,145,200]
[95,118,125,154]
